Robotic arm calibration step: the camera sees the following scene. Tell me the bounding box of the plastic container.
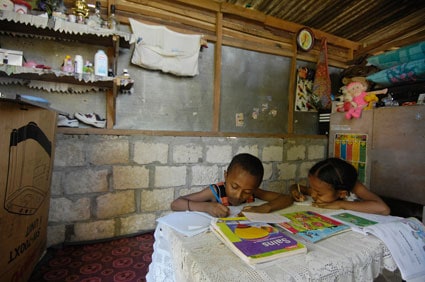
[94,50,108,77]
[74,55,83,74]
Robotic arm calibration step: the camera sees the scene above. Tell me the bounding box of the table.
[146,205,398,282]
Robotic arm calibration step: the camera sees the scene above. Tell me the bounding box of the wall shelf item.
[0,10,132,129]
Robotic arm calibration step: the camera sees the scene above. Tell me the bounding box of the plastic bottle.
[107,4,120,31]
[87,1,103,28]
[74,55,84,74]
[94,50,108,77]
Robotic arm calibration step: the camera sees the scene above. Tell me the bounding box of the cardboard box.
[0,48,23,66]
[0,98,57,282]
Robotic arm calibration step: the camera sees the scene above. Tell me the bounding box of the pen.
[209,184,222,204]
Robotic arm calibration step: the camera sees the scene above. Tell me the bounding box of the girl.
[291,158,390,215]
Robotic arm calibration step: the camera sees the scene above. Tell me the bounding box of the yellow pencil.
[297,183,300,193]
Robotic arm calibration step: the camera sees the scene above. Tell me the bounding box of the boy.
[170,153,293,217]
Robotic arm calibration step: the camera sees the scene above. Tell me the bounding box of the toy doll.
[344,81,368,119]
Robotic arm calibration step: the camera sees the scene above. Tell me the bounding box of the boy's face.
[308,174,345,204]
[224,165,259,206]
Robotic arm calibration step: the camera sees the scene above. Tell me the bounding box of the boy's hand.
[241,204,271,213]
[207,202,230,217]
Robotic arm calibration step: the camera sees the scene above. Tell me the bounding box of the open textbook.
[210,217,307,265]
[328,211,425,281]
[277,211,350,243]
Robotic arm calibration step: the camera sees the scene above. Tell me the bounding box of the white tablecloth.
[146,206,398,282]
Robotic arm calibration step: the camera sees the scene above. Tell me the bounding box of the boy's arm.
[170,187,230,217]
[242,189,293,213]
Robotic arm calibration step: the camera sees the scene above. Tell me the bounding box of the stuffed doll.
[344,81,368,119]
[336,86,353,113]
[338,78,388,119]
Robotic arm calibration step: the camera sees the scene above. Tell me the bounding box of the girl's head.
[308,158,358,204]
[224,154,264,206]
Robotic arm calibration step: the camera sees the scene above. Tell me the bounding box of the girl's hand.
[291,189,306,202]
[206,202,230,217]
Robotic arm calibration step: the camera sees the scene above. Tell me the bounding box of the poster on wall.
[333,133,368,184]
[294,67,320,111]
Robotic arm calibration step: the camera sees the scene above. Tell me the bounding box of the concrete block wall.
[47,134,328,246]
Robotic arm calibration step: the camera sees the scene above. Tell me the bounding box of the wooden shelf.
[0,11,133,129]
[0,67,114,88]
[0,11,131,48]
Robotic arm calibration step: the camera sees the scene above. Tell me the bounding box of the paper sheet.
[242,212,290,223]
[156,211,213,237]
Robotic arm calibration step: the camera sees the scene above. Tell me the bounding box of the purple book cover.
[224,221,298,257]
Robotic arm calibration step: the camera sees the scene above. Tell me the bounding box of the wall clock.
[296,27,315,52]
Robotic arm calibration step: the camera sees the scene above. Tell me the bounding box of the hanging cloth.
[312,38,332,110]
[129,18,202,77]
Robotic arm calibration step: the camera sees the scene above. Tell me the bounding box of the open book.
[328,211,425,281]
[156,211,213,237]
[210,217,307,265]
[277,211,350,243]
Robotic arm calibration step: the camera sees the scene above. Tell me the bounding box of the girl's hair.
[309,158,358,192]
[227,153,264,186]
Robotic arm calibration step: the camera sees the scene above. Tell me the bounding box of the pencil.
[209,184,222,204]
[297,183,300,193]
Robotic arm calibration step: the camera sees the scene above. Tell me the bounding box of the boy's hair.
[227,153,264,186]
[309,158,357,192]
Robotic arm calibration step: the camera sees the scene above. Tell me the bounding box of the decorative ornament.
[72,0,89,18]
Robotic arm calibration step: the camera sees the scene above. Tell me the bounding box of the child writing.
[290,157,390,215]
[171,153,293,217]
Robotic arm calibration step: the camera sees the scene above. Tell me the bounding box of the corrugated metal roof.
[222,0,425,55]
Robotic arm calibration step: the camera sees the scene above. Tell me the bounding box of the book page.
[327,210,402,234]
[242,212,290,223]
[157,211,213,237]
[365,217,425,280]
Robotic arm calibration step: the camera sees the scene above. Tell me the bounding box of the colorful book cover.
[331,212,378,227]
[210,217,307,264]
[277,211,350,243]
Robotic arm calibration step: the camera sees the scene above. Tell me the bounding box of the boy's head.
[308,158,358,204]
[224,154,264,206]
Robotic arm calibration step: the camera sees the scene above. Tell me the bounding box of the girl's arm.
[242,189,293,213]
[315,182,391,215]
[170,187,230,217]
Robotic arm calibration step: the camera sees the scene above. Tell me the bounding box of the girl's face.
[224,166,259,206]
[308,174,343,204]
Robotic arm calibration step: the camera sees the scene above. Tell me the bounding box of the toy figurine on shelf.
[72,0,89,23]
[61,55,74,73]
[363,87,388,110]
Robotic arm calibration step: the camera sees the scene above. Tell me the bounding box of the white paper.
[362,217,425,281]
[293,195,314,206]
[156,211,213,237]
[242,211,290,223]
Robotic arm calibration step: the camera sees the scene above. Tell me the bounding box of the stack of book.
[210,217,307,265]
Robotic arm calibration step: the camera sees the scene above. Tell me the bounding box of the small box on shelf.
[0,48,23,66]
